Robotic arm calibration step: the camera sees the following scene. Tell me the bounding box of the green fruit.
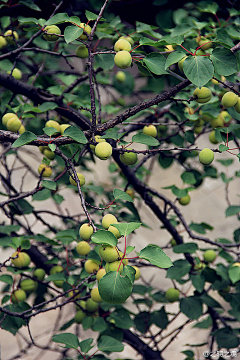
[20,279,38,292]
[7,68,22,80]
[193,262,206,271]
[234,97,240,113]
[193,87,212,103]
[75,45,89,58]
[108,225,121,239]
[69,173,85,186]
[221,91,238,108]
[74,310,86,323]
[143,125,157,138]
[99,245,123,263]
[165,288,180,302]
[120,149,137,165]
[90,287,103,303]
[79,223,93,240]
[11,251,31,268]
[43,149,55,160]
[2,113,19,127]
[76,241,91,256]
[178,56,187,72]
[50,265,63,275]
[78,23,92,40]
[84,260,99,274]
[96,268,106,281]
[203,249,217,263]
[179,194,191,206]
[211,114,224,128]
[119,35,134,46]
[38,164,52,177]
[132,266,141,280]
[33,268,45,281]
[6,117,22,132]
[53,280,64,288]
[126,189,134,199]
[60,124,70,135]
[45,120,61,133]
[95,142,112,160]
[170,238,177,247]
[90,135,106,151]
[12,289,27,303]
[86,298,99,312]
[198,39,212,50]
[0,35,7,49]
[114,50,132,69]
[19,125,25,134]
[105,260,123,273]
[115,71,126,82]
[43,25,61,41]
[199,148,214,165]
[102,213,118,229]
[209,130,219,144]
[4,30,19,43]
[114,39,131,52]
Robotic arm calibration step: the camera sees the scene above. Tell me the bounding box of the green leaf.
[121,265,136,283]
[0,225,20,235]
[111,222,141,237]
[43,127,59,136]
[0,274,13,285]
[113,189,133,203]
[45,273,65,282]
[181,172,196,185]
[132,133,159,146]
[95,54,115,70]
[42,180,56,190]
[190,273,205,293]
[151,307,169,329]
[162,185,189,198]
[108,308,134,329]
[228,265,240,284]
[189,222,213,234]
[11,131,37,148]
[165,51,186,69]
[52,333,80,349]
[193,316,212,329]
[45,13,70,26]
[19,0,41,11]
[180,296,202,320]
[219,144,229,152]
[216,29,234,48]
[143,53,169,75]
[79,338,94,353]
[32,188,51,201]
[167,259,191,280]
[210,48,238,76]
[183,56,214,87]
[38,102,58,112]
[85,10,98,21]
[139,245,172,268]
[91,230,118,246]
[64,25,82,43]
[173,243,198,254]
[98,272,132,304]
[98,335,124,353]
[214,327,240,349]
[63,126,88,144]
[48,143,56,152]
[226,206,240,217]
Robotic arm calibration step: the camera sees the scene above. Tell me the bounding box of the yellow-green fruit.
[114,50,132,69]
[78,23,92,40]
[143,125,157,138]
[76,300,86,310]
[114,39,131,52]
[43,25,61,41]
[6,117,22,132]
[120,149,137,165]
[4,30,19,43]
[234,97,240,113]
[96,268,106,281]
[75,45,89,58]
[195,49,205,56]
[43,149,55,160]
[79,223,93,241]
[198,39,212,50]
[122,257,128,265]
[108,225,121,239]
[86,298,99,312]
[45,120,61,133]
[76,241,91,256]
[193,87,212,103]
[11,251,31,268]
[165,44,175,51]
[0,35,7,48]
[178,194,191,206]
[102,214,118,229]
[132,266,141,280]
[178,56,187,72]
[50,265,64,275]
[221,91,238,108]
[165,288,180,302]
[95,142,112,160]
[199,148,214,165]
[60,124,70,135]
[39,146,48,154]
[38,164,52,177]
[209,130,219,144]
[115,71,126,83]
[7,68,22,80]
[69,173,85,186]
[126,189,134,199]
[33,268,45,281]
[90,135,106,151]
[119,35,134,46]
[170,238,177,247]
[211,115,224,128]
[99,245,123,263]
[75,309,86,323]
[20,279,38,292]
[194,125,203,134]
[2,113,19,127]
[90,287,103,303]
[203,249,217,263]
[84,260,99,274]
[18,125,25,134]
[211,78,219,85]
[105,260,123,273]
[68,289,82,300]
[12,289,27,303]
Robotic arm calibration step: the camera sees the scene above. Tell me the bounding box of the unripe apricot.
[76,45,88,58]
[38,164,52,177]
[76,241,91,256]
[203,249,217,263]
[86,298,99,312]
[114,50,132,69]
[20,279,38,292]
[2,113,18,127]
[209,130,219,144]
[90,287,103,303]
[114,39,131,52]
[0,35,7,49]
[43,149,55,160]
[7,68,22,80]
[18,125,25,134]
[193,87,212,103]
[102,214,118,229]
[33,268,45,281]
[115,71,126,83]
[234,97,240,113]
[143,125,157,138]
[99,245,123,263]
[211,114,224,128]
[165,288,180,302]
[84,260,99,274]
[105,260,123,273]
[96,268,106,281]
[221,91,238,108]
[79,223,93,241]
[12,289,27,303]
[43,25,61,41]
[132,265,141,280]
[199,148,214,165]
[78,23,91,40]
[178,194,191,206]
[50,265,64,274]
[75,309,86,323]
[126,189,134,199]
[119,35,134,46]
[4,30,19,43]
[95,142,112,160]
[178,56,187,72]
[11,251,31,268]
[108,225,121,239]
[60,124,70,134]
[6,118,22,132]
[69,173,85,186]
[45,120,61,133]
[120,149,137,165]
[198,39,212,50]
[90,135,106,151]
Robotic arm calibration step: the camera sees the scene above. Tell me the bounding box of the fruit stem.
[179,44,193,55]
